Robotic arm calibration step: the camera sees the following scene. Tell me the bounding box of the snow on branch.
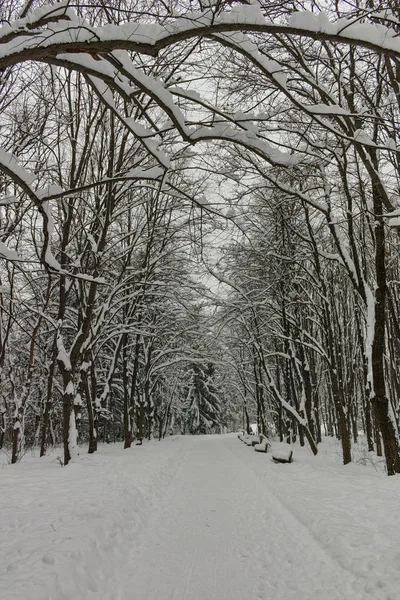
[0,150,116,277]
[3,6,400,71]
[189,125,300,167]
[0,0,73,45]
[86,53,301,168]
[85,73,171,168]
[0,149,65,270]
[0,149,36,189]
[2,5,399,176]
[37,168,165,202]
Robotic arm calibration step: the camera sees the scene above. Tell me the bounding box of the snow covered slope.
[1,435,399,599]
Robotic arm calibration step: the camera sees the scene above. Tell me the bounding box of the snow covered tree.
[183,362,224,434]
[2,0,400,473]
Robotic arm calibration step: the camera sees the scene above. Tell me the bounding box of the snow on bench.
[271,443,293,463]
[254,437,271,453]
[245,434,263,446]
[238,432,293,461]
[238,433,254,445]
[250,435,262,446]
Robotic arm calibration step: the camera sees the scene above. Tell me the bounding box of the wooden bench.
[254,436,271,453]
[271,443,293,463]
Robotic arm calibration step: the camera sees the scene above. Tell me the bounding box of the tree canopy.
[1,0,400,474]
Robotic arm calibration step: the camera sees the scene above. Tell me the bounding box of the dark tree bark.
[371,181,400,475]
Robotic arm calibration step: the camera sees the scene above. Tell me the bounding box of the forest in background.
[1,0,400,474]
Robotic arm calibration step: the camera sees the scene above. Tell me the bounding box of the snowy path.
[2,434,400,600]
[123,436,364,600]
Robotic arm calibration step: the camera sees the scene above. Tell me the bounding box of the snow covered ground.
[1,434,399,600]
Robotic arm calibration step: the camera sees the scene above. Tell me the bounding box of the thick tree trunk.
[298,421,304,447]
[40,396,52,457]
[328,346,352,464]
[374,416,383,457]
[278,403,283,442]
[338,407,352,465]
[11,411,22,464]
[61,369,77,466]
[122,337,132,449]
[364,387,374,452]
[371,182,400,475]
[326,297,352,464]
[314,394,322,444]
[86,379,98,454]
[304,373,315,440]
[244,402,250,435]
[88,407,98,454]
[125,336,140,448]
[0,406,6,450]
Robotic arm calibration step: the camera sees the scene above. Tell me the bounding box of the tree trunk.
[85,375,98,454]
[40,361,55,457]
[371,181,400,474]
[11,411,22,464]
[122,336,132,449]
[61,369,77,466]
[125,335,140,448]
[278,403,283,442]
[244,401,250,435]
[87,400,98,454]
[0,405,6,450]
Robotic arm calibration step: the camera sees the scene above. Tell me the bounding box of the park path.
[3,434,398,600]
[122,435,364,600]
